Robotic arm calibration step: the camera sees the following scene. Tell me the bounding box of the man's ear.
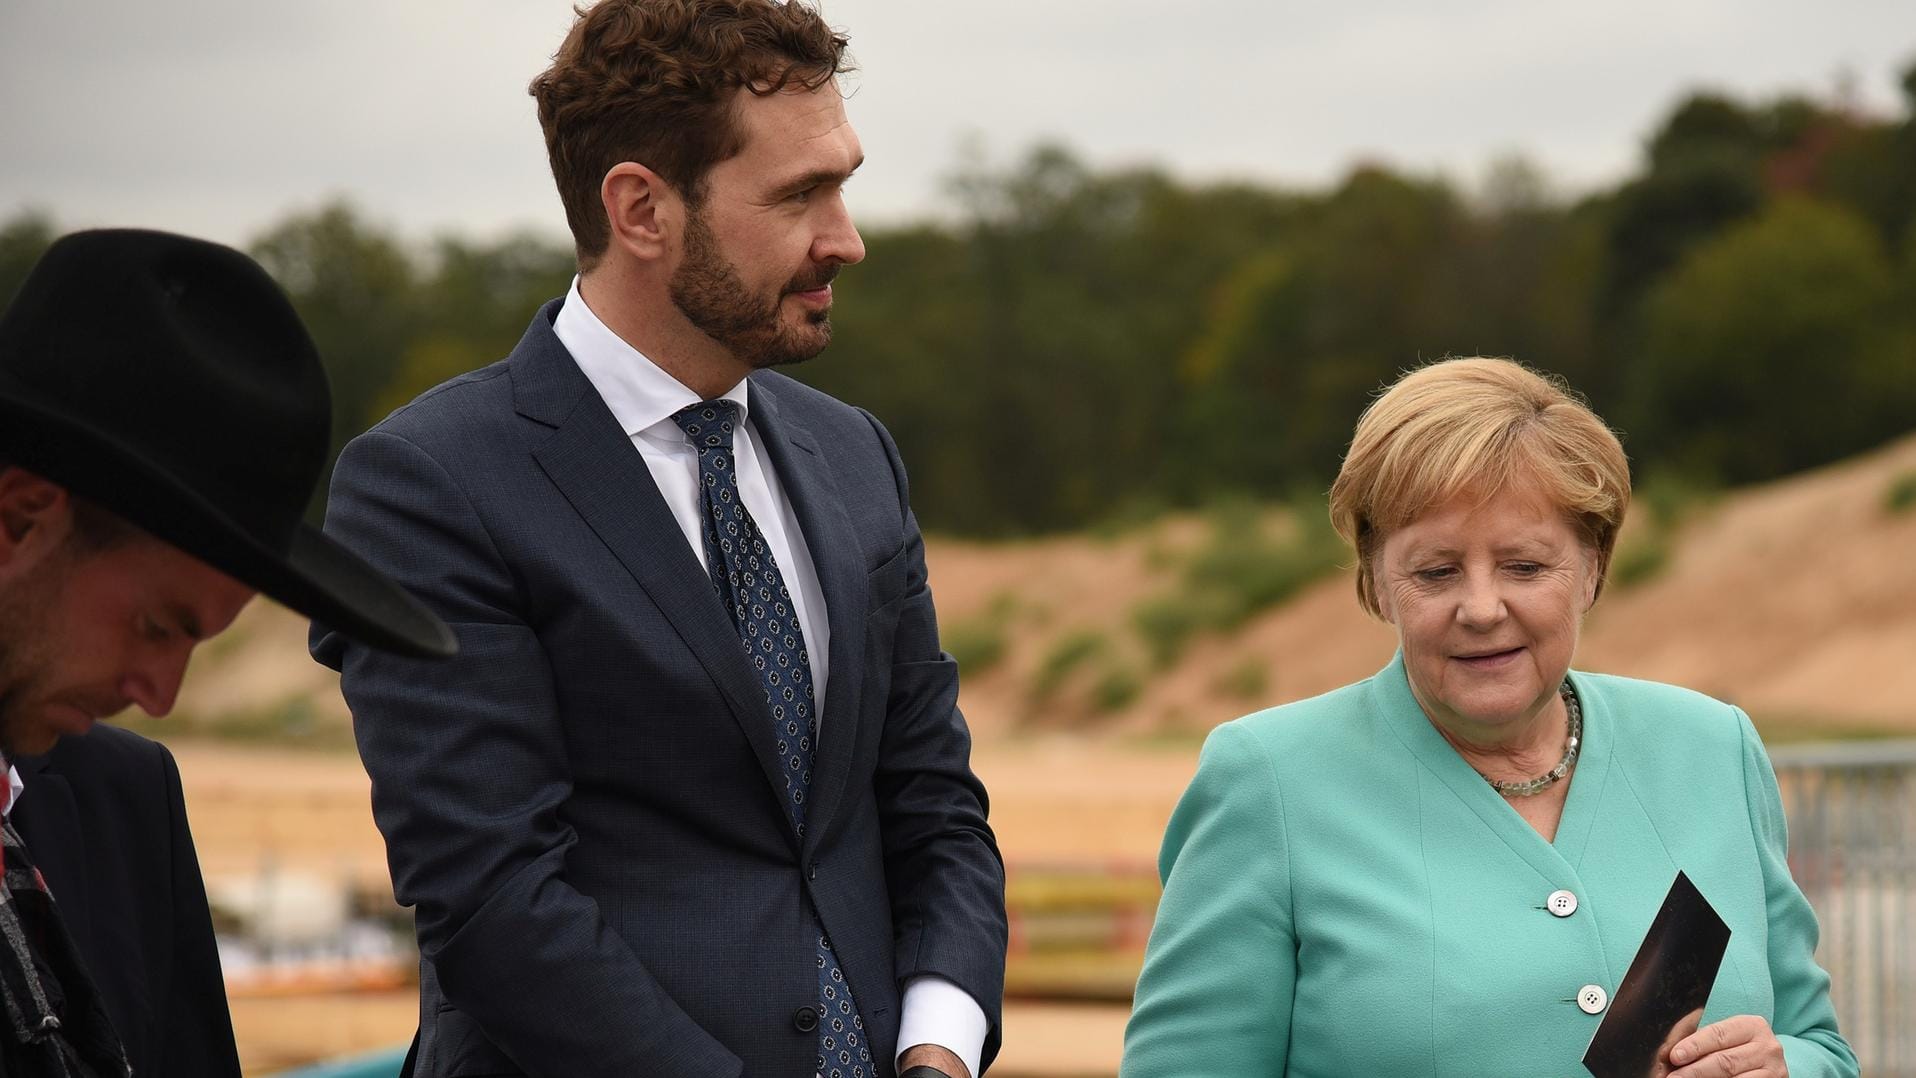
[0,468,71,567]
[601,162,680,264]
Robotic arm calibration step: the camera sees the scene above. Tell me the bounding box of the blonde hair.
[1328,357,1631,618]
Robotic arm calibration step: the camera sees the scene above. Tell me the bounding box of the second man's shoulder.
[359,300,570,451]
[749,369,888,442]
[366,359,517,448]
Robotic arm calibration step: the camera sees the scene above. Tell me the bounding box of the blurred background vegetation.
[12,61,1916,1078]
[9,73,1916,538]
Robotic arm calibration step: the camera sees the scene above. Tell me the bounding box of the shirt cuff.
[893,974,988,1078]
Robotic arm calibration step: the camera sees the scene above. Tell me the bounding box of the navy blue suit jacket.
[312,302,1006,1078]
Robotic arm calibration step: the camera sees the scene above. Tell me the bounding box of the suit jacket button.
[809,862,819,881]
[794,1005,819,1032]
[1577,984,1609,1014]
[1547,889,1579,917]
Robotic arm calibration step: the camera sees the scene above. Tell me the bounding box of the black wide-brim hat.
[0,228,455,658]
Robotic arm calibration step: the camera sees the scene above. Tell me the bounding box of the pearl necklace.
[1478,683,1581,798]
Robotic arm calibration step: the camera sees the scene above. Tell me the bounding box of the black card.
[1581,871,1732,1078]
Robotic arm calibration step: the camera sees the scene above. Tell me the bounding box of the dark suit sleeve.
[861,412,1009,1072]
[156,743,244,1078]
[313,429,744,1078]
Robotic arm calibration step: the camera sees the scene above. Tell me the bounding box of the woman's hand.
[1666,1014,1787,1077]
[1649,1009,1703,1077]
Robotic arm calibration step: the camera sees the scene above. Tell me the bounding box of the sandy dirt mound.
[167,432,1916,745]
[934,432,1916,739]
[1576,435,1916,731]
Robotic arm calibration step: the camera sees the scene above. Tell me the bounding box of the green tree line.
[5,69,1915,536]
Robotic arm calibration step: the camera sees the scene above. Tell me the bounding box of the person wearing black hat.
[0,227,456,1077]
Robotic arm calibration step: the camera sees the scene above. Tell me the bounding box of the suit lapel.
[511,307,796,835]
[13,758,94,947]
[749,381,867,851]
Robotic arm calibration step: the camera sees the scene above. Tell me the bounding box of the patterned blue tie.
[671,400,873,1078]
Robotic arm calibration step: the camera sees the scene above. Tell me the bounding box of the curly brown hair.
[530,0,853,269]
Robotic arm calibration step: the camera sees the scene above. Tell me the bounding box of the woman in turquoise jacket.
[1122,358,1856,1078]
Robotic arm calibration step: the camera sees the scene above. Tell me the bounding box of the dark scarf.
[0,818,130,1078]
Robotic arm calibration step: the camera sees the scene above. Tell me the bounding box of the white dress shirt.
[554,279,986,1078]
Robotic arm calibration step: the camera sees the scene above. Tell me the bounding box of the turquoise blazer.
[1123,655,1857,1078]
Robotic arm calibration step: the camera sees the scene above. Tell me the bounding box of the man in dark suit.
[311,2,1008,1076]
[12,727,239,1078]
[0,228,456,1076]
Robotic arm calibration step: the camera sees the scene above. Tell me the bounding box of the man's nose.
[814,194,865,267]
[122,649,190,718]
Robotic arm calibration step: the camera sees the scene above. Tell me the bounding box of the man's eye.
[140,615,172,642]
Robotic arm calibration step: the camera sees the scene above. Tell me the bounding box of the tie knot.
[671,399,740,453]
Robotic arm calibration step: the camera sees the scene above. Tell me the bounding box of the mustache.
[784,263,841,294]
[55,692,131,720]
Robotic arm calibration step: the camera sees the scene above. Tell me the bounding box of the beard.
[668,205,839,370]
[0,555,66,759]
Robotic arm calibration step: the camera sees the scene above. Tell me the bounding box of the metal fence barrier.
[1772,738,1916,1078]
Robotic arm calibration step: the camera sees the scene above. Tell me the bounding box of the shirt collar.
[1,760,20,820]
[552,275,750,438]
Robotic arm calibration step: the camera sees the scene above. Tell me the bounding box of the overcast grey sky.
[3,0,1914,247]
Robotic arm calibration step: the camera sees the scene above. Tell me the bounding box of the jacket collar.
[1369,651,1615,874]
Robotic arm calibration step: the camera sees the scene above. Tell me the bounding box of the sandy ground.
[173,739,1184,1075]
[230,989,419,1077]
[182,742,394,887]
[174,738,1199,896]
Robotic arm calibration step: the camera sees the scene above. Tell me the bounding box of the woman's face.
[1374,483,1599,744]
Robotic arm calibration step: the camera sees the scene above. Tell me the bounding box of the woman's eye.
[1507,562,1543,576]
[1416,567,1456,583]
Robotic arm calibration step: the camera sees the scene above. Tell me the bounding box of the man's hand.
[900,1042,970,1078]
[1666,1014,1788,1078]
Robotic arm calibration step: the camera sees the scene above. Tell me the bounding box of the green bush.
[1131,591,1235,668]
[1129,495,1343,666]
[1032,629,1112,701]
[1608,528,1672,589]
[1091,667,1143,713]
[1634,470,1719,527]
[945,619,1008,675]
[1608,470,1717,590]
[942,593,1018,675]
[1885,469,1916,514]
[1183,499,1342,613]
[1212,657,1271,701]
